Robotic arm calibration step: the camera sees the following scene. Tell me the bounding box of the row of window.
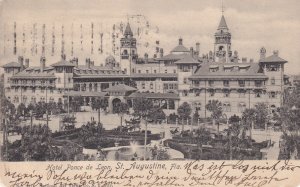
[10,96,57,103]
[183,90,276,98]
[193,102,247,113]
[10,79,54,85]
[135,69,177,74]
[192,80,265,87]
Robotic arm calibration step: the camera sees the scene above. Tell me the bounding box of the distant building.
[2,15,289,117]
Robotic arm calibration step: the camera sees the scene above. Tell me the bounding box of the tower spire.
[221,0,224,15]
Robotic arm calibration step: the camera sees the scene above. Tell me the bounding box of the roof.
[171,45,190,53]
[218,15,228,30]
[190,62,267,80]
[11,70,56,79]
[64,91,108,97]
[104,84,137,92]
[51,60,76,67]
[259,54,287,63]
[131,73,177,78]
[124,23,133,37]
[174,55,199,64]
[157,53,190,61]
[2,62,22,68]
[128,92,180,99]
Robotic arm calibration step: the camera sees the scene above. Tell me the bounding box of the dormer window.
[209,67,219,72]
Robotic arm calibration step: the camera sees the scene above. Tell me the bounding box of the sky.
[0,0,299,74]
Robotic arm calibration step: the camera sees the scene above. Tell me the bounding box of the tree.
[206,100,223,134]
[132,98,155,160]
[114,102,129,131]
[177,102,192,132]
[254,103,269,129]
[92,98,108,123]
[149,106,166,124]
[242,108,256,139]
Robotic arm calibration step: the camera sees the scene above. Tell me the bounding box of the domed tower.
[120,23,137,75]
[214,15,232,63]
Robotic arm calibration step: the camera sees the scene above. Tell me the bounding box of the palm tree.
[242,108,256,140]
[177,102,192,133]
[206,100,223,134]
[115,102,129,131]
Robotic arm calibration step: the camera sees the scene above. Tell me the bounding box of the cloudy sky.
[0,0,299,74]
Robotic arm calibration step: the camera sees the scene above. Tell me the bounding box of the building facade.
[2,15,289,117]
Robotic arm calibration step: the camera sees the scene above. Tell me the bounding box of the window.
[23,87,27,92]
[223,80,229,87]
[138,70,141,73]
[239,80,245,87]
[50,88,54,94]
[146,70,149,74]
[209,89,215,97]
[49,97,54,103]
[165,69,167,73]
[238,103,247,112]
[58,77,61,84]
[270,91,276,98]
[15,88,19,92]
[22,96,27,103]
[224,89,230,97]
[169,100,175,110]
[41,88,45,93]
[154,70,157,73]
[150,82,153,89]
[169,84,174,90]
[7,78,10,83]
[209,67,219,72]
[238,90,246,98]
[195,90,200,96]
[223,103,231,112]
[31,97,36,103]
[163,84,168,90]
[173,69,176,73]
[271,77,275,85]
[208,80,214,87]
[183,90,188,96]
[194,102,201,111]
[68,78,71,83]
[142,82,145,89]
[183,78,187,84]
[255,90,262,98]
[255,80,262,87]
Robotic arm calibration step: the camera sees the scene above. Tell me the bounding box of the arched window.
[238,102,247,112]
[123,49,128,55]
[223,103,231,112]
[31,96,36,103]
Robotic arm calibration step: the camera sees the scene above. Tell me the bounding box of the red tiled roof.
[51,60,76,67]
[171,45,190,53]
[131,73,177,78]
[104,84,137,92]
[174,55,199,64]
[190,62,267,80]
[128,92,179,99]
[259,54,287,63]
[2,62,22,68]
[64,91,108,97]
[218,15,228,30]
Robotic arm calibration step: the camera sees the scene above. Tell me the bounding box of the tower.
[214,15,232,63]
[120,23,137,75]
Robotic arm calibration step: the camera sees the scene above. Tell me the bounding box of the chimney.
[196,42,200,55]
[190,47,194,57]
[18,56,24,70]
[40,56,46,72]
[25,59,29,68]
[61,54,66,60]
[249,58,254,63]
[273,50,279,56]
[86,58,90,68]
[159,48,164,58]
[144,53,149,63]
[75,58,78,67]
[260,47,266,59]
[242,57,247,63]
[179,38,183,45]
